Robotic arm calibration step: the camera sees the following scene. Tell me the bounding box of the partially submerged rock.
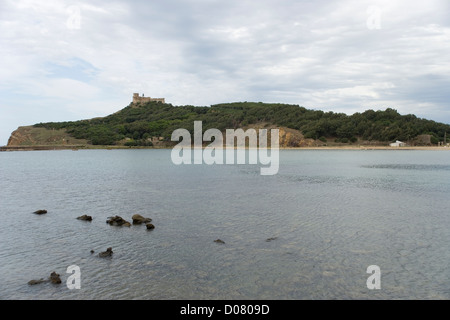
[98,247,113,258]
[33,210,47,215]
[28,271,62,286]
[28,278,47,286]
[266,237,278,242]
[214,239,225,244]
[49,271,62,284]
[145,223,155,230]
[106,216,131,227]
[77,215,92,221]
[132,214,152,225]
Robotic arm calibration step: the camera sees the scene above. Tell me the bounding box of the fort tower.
[132,93,165,104]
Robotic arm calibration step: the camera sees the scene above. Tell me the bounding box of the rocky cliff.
[242,123,318,147]
[7,126,88,146]
[278,127,316,147]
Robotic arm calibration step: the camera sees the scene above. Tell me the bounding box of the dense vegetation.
[34,101,450,146]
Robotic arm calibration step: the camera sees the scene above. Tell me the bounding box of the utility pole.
[445,131,447,147]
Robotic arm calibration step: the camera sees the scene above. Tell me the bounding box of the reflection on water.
[0,149,449,299]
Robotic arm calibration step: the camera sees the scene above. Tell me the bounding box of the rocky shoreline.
[0,145,87,151]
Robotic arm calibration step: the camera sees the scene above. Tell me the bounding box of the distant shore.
[1,144,450,152]
[280,146,450,150]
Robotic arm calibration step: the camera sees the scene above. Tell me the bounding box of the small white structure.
[390,140,406,147]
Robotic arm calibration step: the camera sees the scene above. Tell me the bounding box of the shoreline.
[280,146,450,150]
[1,145,449,151]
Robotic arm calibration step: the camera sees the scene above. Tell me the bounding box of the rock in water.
[28,272,61,285]
[49,272,62,284]
[76,215,93,221]
[132,214,152,225]
[98,247,113,258]
[33,210,47,215]
[214,239,225,244]
[106,216,131,227]
[28,278,46,285]
[146,223,155,230]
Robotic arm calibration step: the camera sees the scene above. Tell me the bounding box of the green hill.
[13,101,450,147]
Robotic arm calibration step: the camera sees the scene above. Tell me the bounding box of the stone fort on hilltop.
[132,93,165,105]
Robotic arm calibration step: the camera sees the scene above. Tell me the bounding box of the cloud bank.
[1,0,449,144]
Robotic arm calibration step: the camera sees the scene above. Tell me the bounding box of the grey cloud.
[1,0,450,146]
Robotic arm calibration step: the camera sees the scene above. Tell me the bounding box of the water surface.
[0,149,449,299]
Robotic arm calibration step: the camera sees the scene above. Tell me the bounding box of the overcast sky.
[1,0,449,145]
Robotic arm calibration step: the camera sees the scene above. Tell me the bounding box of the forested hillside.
[33,101,450,146]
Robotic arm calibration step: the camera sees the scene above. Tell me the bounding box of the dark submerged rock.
[28,272,62,285]
[33,210,47,215]
[77,215,93,221]
[49,272,62,284]
[145,223,155,230]
[214,239,225,244]
[98,247,113,258]
[132,214,152,225]
[106,216,131,227]
[28,278,47,286]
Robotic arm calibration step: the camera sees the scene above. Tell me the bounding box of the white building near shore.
[390,140,406,147]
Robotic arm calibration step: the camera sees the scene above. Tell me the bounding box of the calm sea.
[0,149,449,300]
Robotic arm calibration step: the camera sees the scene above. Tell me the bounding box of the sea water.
[0,149,449,299]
